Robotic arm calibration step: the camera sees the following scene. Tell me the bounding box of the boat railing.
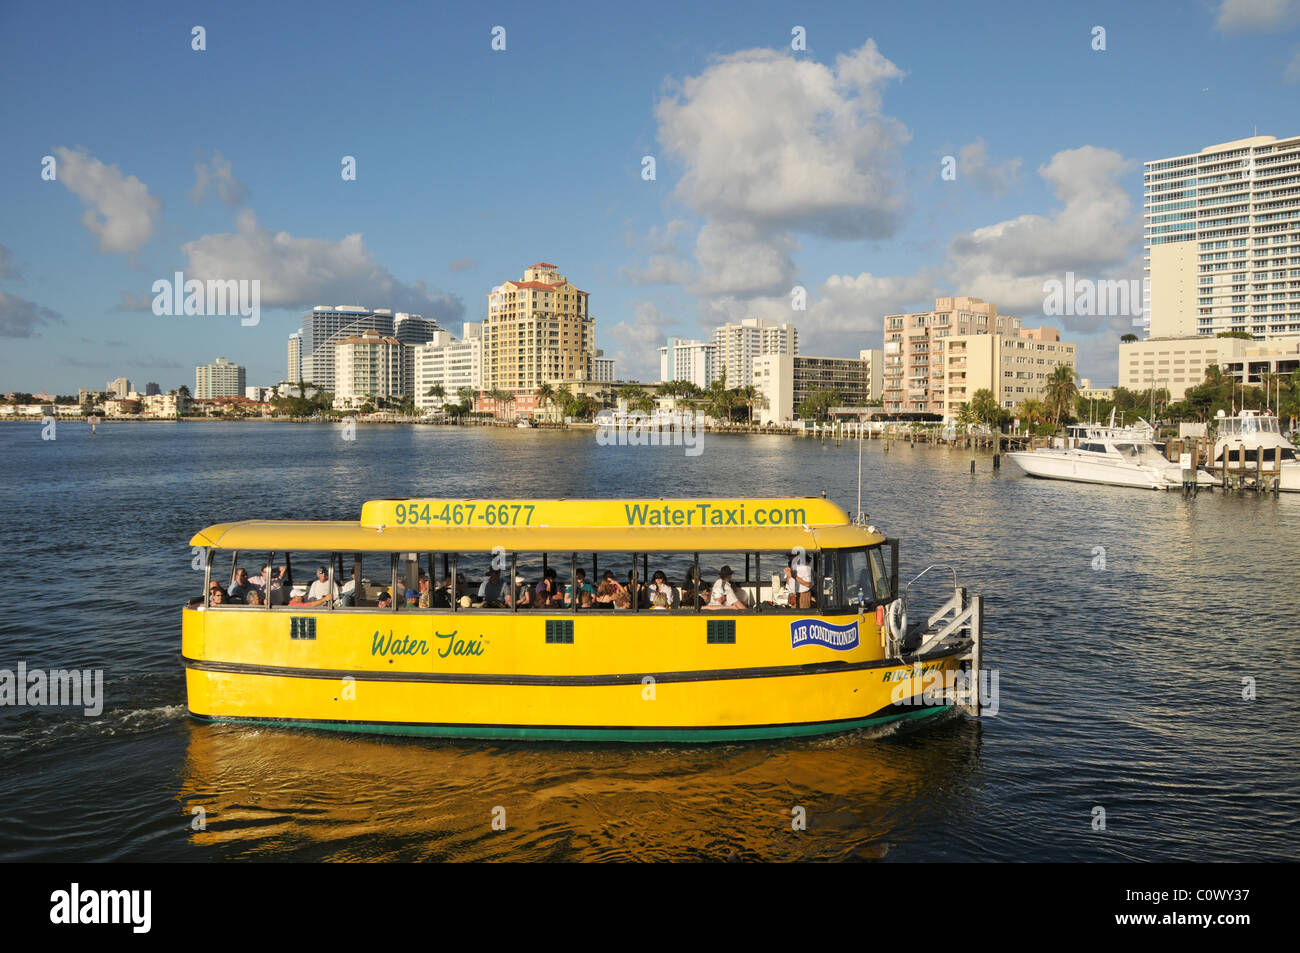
[898,564,984,715]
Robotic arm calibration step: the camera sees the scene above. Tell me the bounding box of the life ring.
[886,596,907,646]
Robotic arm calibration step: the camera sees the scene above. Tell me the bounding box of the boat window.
[334,552,396,610]
[758,549,813,611]
[867,547,892,603]
[825,548,890,611]
[632,552,695,611]
[700,552,757,613]
[269,552,337,610]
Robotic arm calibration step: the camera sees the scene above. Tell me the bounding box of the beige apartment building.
[1119,335,1300,399]
[713,317,798,387]
[484,263,594,394]
[883,296,1020,413]
[944,326,1076,418]
[333,329,404,410]
[753,354,875,425]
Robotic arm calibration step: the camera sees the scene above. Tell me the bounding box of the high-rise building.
[195,358,246,399]
[287,331,301,383]
[712,318,798,388]
[392,312,443,396]
[484,263,595,393]
[658,337,716,388]
[1144,134,1300,340]
[414,324,484,412]
[334,329,404,409]
[144,382,161,396]
[106,377,131,397]
[593,356,616,383]
[883,296,1018,413]
[293,306,415,393]
[858,349,884,403]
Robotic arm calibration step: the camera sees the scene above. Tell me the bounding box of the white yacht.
[1006,417,1218,490]
[1211,409,1299,492]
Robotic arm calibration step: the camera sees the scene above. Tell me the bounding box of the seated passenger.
[579,590,594,609]
[513,576,532,608]
[707,565,748,611]
[376,590,393,608]
[534,568,564,608]
[612,586,631,610]
[267,567,290,606]
[681,568,704,609]
[625,571,650,609]
[649,571,679,609]
[208,583,225,606]
[565,568,595,605]
[340,567,359,605]
[227,568,254,604]
[305,567,339,607]
[650,592,669,610]
[592,579,617,609]
[478,567,508,608]
[246,590,263,607]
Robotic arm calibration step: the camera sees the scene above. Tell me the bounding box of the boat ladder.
[893,566,985,716]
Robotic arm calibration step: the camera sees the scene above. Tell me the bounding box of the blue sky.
[2,0,1299,392]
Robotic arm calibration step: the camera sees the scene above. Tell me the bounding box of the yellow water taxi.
[183,498,985,741]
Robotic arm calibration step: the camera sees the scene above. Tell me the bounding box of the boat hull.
[1005,451,1191,489]
[183,607,968,741]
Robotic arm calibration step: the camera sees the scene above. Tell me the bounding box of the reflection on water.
[0,423,1297,861]
[176,716,982,862]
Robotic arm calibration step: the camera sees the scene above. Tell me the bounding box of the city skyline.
[4,0,1300,393]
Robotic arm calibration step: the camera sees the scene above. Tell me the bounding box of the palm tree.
[1121,333,1138,343]
[1044,364,1079,425]
[536,382,554,420]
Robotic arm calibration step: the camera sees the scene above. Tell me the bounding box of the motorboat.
[1211,409,1300,492]
[1006,416,1217,490]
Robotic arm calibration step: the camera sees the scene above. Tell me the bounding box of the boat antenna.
[856,413,865,519]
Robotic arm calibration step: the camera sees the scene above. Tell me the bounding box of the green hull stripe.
[192,705,951,742]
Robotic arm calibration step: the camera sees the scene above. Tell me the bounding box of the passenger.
[267,567,290,607]
[579,590,594,609]
[682,567,705,609]
[650,592,669,611]
[649,570,679,609]
[208,583,225,606]
[513,576,533,608]
[565,568,595,605]
[534,568,564,608]
[417,575,432,608]
[305,566,339,607]
[227,568,254,604]
[430,577,453,608]
[783,552,813,609]
[376,590,393,608]
[625,571,650,609]
[594,576,620,607]
[246,590,263,607]
[708,565,748,611]
[478,567,508,608]
[612,586,631,610]
[340,567,359,606]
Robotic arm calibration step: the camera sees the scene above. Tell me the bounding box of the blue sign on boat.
[790,618,859,651]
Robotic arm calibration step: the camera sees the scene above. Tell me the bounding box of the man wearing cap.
[783,552,813,609]
[478,567,508,608]
[305,566,339,607]
[708,566,748,610]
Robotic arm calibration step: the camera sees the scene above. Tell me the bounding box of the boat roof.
[189,497,884,552]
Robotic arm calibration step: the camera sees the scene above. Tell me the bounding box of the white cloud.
[178,209,465,320]
[656,41,909,241]
[956,139,1022,195]
[600,300,676,381]
[54,147,162,255]
[946,146,1141,319]
[1215,0,1298,31]
[189,152,250,207]
[690,222,799,296]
